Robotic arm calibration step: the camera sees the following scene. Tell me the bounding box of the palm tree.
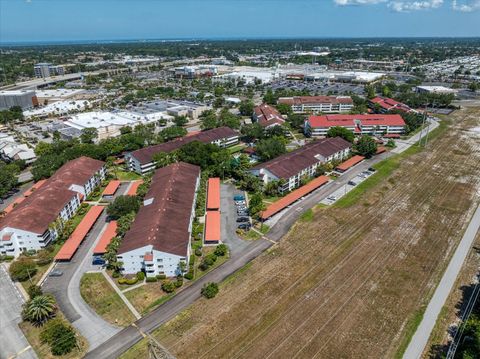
[24,295,56,325]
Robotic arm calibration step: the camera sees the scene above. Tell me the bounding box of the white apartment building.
[0,157,105,258]
[278,96,354,114]
[34,63,65,78]
[117,162,200,278]
[249,137,351,192]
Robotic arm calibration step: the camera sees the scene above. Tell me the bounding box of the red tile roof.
[0,157,105,234]
[261,176,329,220]
[93,220,117,255]
[206,178,220,211]
[23,180,47,197]
[126,180,143,196]
[118,162,200,257]
[204,210,221,243]
[308,114,406,129]
[251,137,351,180]
[370,97,412,113]
[102,180,120,196]
[278,96,353,106]
[55,206,104,261]
[336,155,365,172]
[254,104,285,128]
[130,127,238,165]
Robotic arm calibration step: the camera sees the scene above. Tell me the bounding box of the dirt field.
[121,108,480,359]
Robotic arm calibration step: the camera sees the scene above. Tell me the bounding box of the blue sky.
[0,0,479,43]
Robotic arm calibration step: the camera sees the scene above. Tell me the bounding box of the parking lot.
[320,168,375,205]
[268,80,365,96]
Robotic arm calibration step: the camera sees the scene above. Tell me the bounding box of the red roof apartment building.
[117,162,200,278]
[304,114,406,137]
[126,127,239,174]
[0,157,106,258]
[278,96,354,114]
[249,137,351,192]
[253,104,285,129]
[369,97,413,113]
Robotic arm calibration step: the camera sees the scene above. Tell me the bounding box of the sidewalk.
[101,271,141,319]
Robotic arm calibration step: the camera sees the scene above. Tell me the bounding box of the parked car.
[368,167,376,172]
[238,223,252,230]
[327,196,337,201]
[348,181,357,186]
[238,211,249,216]
[233,195,245,201]
[235,200,246,206]
[49,269,63,277]
[236,217,250,223]
[92,257,106,266]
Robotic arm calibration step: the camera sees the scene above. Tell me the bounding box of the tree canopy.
[326,126,355,143]
[355,135,378,158]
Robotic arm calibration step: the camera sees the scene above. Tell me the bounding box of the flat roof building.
[278,96,353,114]
[305,114,406,137]
[117,162,200,277]
[0,90,38,110]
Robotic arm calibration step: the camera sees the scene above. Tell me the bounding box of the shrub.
[27,285,43,299]
[125,278,138,285]
[23,295,57,325]
[199,262,209,271]
[9,257,37,282]
[201,282,219,299]
[194,247,202,257]
[174,279,183,288]
[156,274,167,280]
[40,319,77,355]
[204,253,217,266]
[136,271,145,281]
[112,271,120,278]
[0,255,14,262]
[184,271,194,280]
[146,277,158,283]
[161,280,176,293]
[214,244,228,257]
[36,250,53,266]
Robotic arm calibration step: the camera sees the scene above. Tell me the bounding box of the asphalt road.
[403,203,480,359]
[0,264,37,359]
[86,121,440,358]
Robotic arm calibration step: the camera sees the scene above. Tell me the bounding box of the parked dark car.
[368,167,376,172]
[92,257,106,266]
[49,269,63,277]
[236,217,250,223]
[238,223,251,230]
[348,181,357,186]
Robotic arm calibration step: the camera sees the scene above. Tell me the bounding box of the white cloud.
[452,0,480,11]
[388,0,443,11]
[334,0,386,5]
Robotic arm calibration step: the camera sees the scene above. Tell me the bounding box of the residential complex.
[117,162,200,278]
[0,90,38,110]
[0,157,106,258]
[0,133,36,163]
[369,97,413,113]
[304,114,406,137]
[253,104,285,128]
[34,63,65,78]
[126,127,239,174]
[278,96,354,114]
[249,137,351,192]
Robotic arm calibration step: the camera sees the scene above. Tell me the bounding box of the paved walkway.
[101,271,141,319]
[0,264,37,359]
[403,203,480,359]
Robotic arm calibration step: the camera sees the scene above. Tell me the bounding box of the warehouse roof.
[261,176,329,220]
[130,127,238,165]
[118,162,200,257]
[251,137,351,180]
[0,157,104,234]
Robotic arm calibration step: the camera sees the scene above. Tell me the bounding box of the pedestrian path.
[101,271,141,320]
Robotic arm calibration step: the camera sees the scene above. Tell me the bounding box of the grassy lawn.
[394,308,426,359]
[80,273,136,327]
[299,208,314,222]
[124,284,171,315]
[193,246,229,280]
[19,313,88,359]
[115,170,142,181]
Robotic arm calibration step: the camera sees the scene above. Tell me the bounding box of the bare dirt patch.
[121,108,480,359]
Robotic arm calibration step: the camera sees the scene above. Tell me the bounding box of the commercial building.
[249,137,351,192]
[253,104,285,128]
[117,162,200,278]
[173,65,217,79]
[415,86,457,95]
[23,100,91,119]
[0,90,38,110]
[126,127,239,174]
[278,96,354,114]
[34,63,65,78]
[304,114,406,137]
[369,97,413,113]
[0,157,106,258]
[133,100,209,120]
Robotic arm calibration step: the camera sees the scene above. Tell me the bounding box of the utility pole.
[131,323,175,359]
